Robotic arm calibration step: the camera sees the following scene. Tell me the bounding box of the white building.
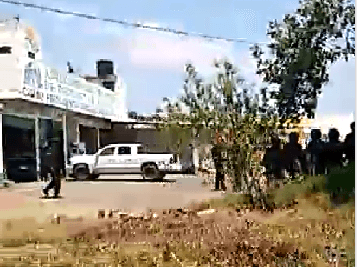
[0,17,129,179]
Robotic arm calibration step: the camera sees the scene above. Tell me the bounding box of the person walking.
[42,139,62,198]
[211,136,226,191]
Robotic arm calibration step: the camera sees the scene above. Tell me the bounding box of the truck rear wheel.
[91,174,100,180]
[142,164,161,180]
[73,164,90,181]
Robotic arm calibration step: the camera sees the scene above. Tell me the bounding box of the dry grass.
[256,194,355,267]
[205,173,355,266]
[0,172,354,266]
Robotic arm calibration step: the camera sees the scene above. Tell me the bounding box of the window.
[28,51,35,59]
[102,81,115,92]
[118,147,131,155]
[100,147,115,156]
[0,46,12,54]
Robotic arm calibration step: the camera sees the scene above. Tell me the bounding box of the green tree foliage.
[252,0,355,120]
[159,59,280,192]
[156,125,192,158]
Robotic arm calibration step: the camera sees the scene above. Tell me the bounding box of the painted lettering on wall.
[22,62,117,118]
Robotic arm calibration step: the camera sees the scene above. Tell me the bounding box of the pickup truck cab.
[67,143,175,180]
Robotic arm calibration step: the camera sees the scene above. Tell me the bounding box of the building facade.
[0,17,128,179]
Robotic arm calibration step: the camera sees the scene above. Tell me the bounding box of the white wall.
[0,20,128,122]
[0,21,39,97]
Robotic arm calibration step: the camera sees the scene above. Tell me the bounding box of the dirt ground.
[0,177,353,266]
[43,206,312,266]
[1,200,353,266]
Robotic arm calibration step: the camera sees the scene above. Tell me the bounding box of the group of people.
[211,122,355,191]
[263,122,355,185]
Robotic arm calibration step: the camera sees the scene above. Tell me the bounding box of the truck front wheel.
[73,164,90,181]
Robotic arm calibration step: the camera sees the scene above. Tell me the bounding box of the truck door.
[96,147,117,174]
[116,146,140,173]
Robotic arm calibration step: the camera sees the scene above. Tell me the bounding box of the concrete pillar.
[0,114,3,174]
[35,117,40,181]
[62,114,68,176]
[76,123,80,143]
[97,128,100,150]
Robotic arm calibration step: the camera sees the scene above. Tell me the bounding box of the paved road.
[0,174,223,223]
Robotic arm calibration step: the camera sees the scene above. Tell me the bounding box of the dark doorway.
[80,125,98,154]
[3,115,36,182]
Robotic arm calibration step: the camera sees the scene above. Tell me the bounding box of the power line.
[0,0,259,44]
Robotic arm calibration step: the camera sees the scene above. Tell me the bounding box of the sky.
[0,0,355,121]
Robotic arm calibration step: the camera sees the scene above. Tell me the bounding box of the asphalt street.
[0,174,223,224]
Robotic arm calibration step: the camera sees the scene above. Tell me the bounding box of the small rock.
[197,209,216,215]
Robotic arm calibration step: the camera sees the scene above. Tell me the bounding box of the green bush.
[273,183,306,207]
[223,193,250,205]
[210,163,355,209]
[326,162,355,194]
[207,193,254,209]
[270,163,355,207]
[303,175,327,195]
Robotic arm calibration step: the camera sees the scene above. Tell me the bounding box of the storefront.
[0,99,112,181]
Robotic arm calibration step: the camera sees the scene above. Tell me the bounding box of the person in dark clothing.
[282,132,303,179]
[323,128,344,173]
[262,136,283,182]
[344,122,355,163]
[307,129,325,175]
[41,139,62,198]
[211,136,226,191]
[42,167,60,197]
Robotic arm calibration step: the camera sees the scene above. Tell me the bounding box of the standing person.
[282,132,303,179]
[211,136,226,191]
[262,136,283,187]
[307,129,325,175]
[324,128,344,174]
[344,122,355,164]
[182,144,194,174]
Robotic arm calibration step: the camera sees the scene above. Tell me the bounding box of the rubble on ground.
[0,202,352,266]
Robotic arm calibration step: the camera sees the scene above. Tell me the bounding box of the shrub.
[303,175,327,195]
[326,162,355,194]
[273,183,306,207]
[223,193,250,205]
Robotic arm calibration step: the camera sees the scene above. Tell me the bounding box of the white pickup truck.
[66,143,178,180]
